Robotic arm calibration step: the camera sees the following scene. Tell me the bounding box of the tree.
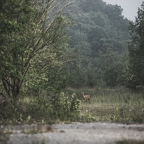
[0,0,71,101]
[128,1,144,88]
[67,0,130,88]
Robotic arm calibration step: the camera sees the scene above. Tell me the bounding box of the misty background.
[103,0,143,21]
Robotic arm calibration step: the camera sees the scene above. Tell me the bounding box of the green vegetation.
[0,87,143,124]
[128,2,144,89]
[67,0,130,88]
[0,0,77,124]
[0,91,80,124]
[0,0,70,101]
[66,87,144,124]
[0,0,144,125]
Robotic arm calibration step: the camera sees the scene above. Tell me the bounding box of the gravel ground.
[2,122,144,144]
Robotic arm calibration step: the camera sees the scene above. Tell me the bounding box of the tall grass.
[66,87,144,123]
[0,87,143,124]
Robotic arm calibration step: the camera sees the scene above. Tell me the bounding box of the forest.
[67,0,130,88]
[0,0,144,124]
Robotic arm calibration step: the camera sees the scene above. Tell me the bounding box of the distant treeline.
[66,0,131,88]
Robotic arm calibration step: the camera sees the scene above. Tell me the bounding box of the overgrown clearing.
[1,87,143,125]
[67,87,144,124]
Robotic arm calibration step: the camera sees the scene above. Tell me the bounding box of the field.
[0,87,144,124]
[67,87,144,124]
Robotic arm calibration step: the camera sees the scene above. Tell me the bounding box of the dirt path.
[3,122,144,144]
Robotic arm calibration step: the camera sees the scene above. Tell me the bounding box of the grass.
[67,87,144,123]
[0,87,144,124]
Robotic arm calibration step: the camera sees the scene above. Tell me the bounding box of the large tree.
[0,0,71,101]
[128,1,144,88]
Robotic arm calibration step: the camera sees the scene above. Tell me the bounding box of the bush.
[0,92,81,124]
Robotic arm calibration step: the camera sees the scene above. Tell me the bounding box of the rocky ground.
[1,122,144,144]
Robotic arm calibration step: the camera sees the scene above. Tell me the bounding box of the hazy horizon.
[103,0,143,21]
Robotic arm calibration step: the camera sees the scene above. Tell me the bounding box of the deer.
[81,92,91,102]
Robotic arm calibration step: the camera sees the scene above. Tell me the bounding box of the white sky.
[103,0,143,21]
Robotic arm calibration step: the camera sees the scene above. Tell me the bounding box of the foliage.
[128,1,144,90]
[0,0,81,124]
[0,92,80,124]
[29,92,80,121]
[66,0,130,88]
[0,86,144,124]
[0,0,70,101]
[1,0,144,125]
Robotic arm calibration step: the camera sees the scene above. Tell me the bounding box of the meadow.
[0,87,144,124]
[67,87,144,124]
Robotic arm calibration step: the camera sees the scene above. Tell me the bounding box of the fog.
[103,0,143,21]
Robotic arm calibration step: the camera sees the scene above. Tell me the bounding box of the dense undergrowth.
[0,87,144,125]
[0,91,80,125]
